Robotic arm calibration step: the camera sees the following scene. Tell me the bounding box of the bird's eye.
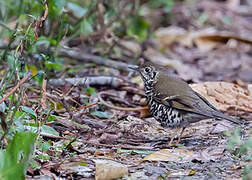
[144,67,151,73]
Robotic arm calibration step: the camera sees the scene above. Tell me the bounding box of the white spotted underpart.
[143,71,184,128]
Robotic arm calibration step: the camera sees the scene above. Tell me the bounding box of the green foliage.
[47,114,56,122]
[225,129,252,157]
[48,0,66,17]
[147,0,174,12]
[80,18,93,36]
[0,132,37,180]
[117,148,153,155]
[243,164,252,180]
[36,139,51,152]
[127,16,150,42]
[24,124,59,137]
[21,106,37,121]
[225,128,252,179]
[45,61,64,71]
[84,87,97,97]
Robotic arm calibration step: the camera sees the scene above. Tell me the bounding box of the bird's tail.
[213,111,240,124]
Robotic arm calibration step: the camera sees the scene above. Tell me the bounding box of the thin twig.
[61,97,74,119]
[34,1,48,40]
[41,78,47,109]
[84,141,154,151]
[98,91,148,111]
[77,102,98,110]
[0,72,32,105]
[0,21,13,31]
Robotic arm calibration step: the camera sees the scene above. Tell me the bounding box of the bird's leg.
[168,128,180,147]
[176,127,186,145]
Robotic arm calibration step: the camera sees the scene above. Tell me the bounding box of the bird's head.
[128,61,158,82]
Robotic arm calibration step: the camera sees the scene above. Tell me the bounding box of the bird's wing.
[193,91,218,111]
[154,91,240,124]
[154,93,215,117]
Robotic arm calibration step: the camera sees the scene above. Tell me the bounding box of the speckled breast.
[147,96,183,128]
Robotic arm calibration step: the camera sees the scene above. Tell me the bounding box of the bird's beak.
[128,65,139,71]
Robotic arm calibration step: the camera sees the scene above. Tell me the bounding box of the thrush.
[129,61,240,146]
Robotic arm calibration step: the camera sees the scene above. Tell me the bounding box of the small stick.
[98,91,148,111]
[41,78,47,109]
[84,141,154,151]
[0,72,32,105]
[77,101,98,110]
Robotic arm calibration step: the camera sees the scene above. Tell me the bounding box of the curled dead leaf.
[95,159,128,180]
[143,149,194,163]
[155,26,252,52]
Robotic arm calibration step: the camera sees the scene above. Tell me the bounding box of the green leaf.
[127,16,150,42]
[147,0,174,12]
[117,148,153,155]
[33,70,45,86]
[84,87,97,97]
[24,125,59,137]
[48,0,66,17]
[36,36,58,46]
[91,111,113,119]
[47,115,56,122]
[0,100,7,113]
[45,61,63,71]
[80,18,93,36]
[39,141,51,152]
[78,162,88,166]
[21,106,37,121]
[41,125,59,137]
[67,2,88,19]
[0,132,37,180]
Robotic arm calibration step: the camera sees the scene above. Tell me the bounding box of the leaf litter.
[24,1,252,179]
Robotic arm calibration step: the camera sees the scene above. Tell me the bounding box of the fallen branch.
[2,44,133,71]
[49,76,126,88]
[57,47,130,71]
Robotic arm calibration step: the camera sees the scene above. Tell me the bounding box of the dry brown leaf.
[155,26,252,52]
[143,149,194,162]
[194,146,226,162]
[59,162,93,177]
[95,159,128,180]
[168,169,197,177]
[154,26,190,48]
[194,36,221,52]
[155,27,218,50]
[119,40,141,54]
[190,82,252,118]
